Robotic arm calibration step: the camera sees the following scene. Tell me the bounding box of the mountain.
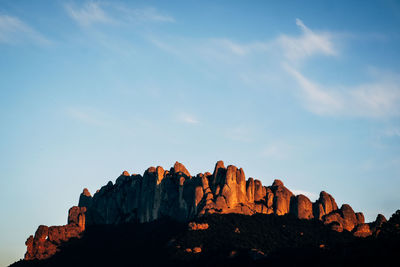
[11,161,399,266]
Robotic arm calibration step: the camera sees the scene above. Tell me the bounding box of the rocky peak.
[313,191,338,220]
[82,188,91,197]
[172,161,191,178]
[272,179,284,187]
[211,160,226,190]
[24,206,86,261]
[23,160,378,261]
[369,213,387,235]
[78,188,92,208]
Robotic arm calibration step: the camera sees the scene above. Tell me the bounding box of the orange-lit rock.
[173,161,191,178]
[192,247,202,253]
[24,161,379,261]
[24,206,86,261]
[188,222,209,230]
[322,204,360,232]
[313,191,338,220]
[340,204,358,231]
[353,223,372,237]
[271,179,294,216]
[293,194,314,220]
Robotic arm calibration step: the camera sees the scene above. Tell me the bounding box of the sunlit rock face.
[79,161,369,235]
[24,160,376,261]
[81,161,298,224]
[24,206,86,260]
[292,194,314,220]
[313,191,339,220]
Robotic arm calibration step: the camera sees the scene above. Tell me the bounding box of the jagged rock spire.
[24,160,376,261]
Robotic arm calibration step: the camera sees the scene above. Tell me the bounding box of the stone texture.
[322,204,359,232]
[25,206,86,261]
[24,161,378,260]
[173,161,191,178]
[353,223,372,238]
[355,212,365,225]
[79,162,371,235]
[313,191,338,220]
[188,222,209,230]
[340,204,358,232]
[246,178,255,203]
[271,179,294,216]
[68,206,86,230]
[292,194,314,220]
[192,247,202,253]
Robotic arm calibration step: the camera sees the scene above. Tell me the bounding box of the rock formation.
[24,160,376,261]
[369,213,387,236]
[24,206,86,260]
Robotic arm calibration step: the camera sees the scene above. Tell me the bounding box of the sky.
[1,0,400,265]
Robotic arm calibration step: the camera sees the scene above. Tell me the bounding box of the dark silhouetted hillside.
[10,211,400,267]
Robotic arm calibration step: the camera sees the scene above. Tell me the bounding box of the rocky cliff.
[23,161,385,261]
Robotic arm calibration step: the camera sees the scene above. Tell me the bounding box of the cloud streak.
[0,14,49,45]
[286,66,400,118]
[178,113,199,124]
[65,2,113,27]
[65,2,175,27]
[118,6,175,23]
[279,18,337,62]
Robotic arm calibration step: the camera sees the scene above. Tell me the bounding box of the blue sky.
[1,0,400,265]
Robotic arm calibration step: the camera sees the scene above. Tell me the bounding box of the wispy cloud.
[148,19,334,67]
[65,2,113,27]
[118,6,175,23]
[210,38,269,56]
[65,2,174,27]
[0,14,50,45]
[146,18,400,119]
[278,18,337,62]
[383,127,400,138]
[286,66,400,118]
[285,65,343,115]
[178,113,199,124]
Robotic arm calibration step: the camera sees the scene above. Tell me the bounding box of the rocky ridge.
[23,161,385,261]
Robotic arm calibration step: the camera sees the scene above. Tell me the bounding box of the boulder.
[322,204,359,232]
[188,222,209,230]
[313,191,338,220]
[340,204,358,232]
[353,223,372,237]
[293,194,314,219]
[271,180,294,216]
